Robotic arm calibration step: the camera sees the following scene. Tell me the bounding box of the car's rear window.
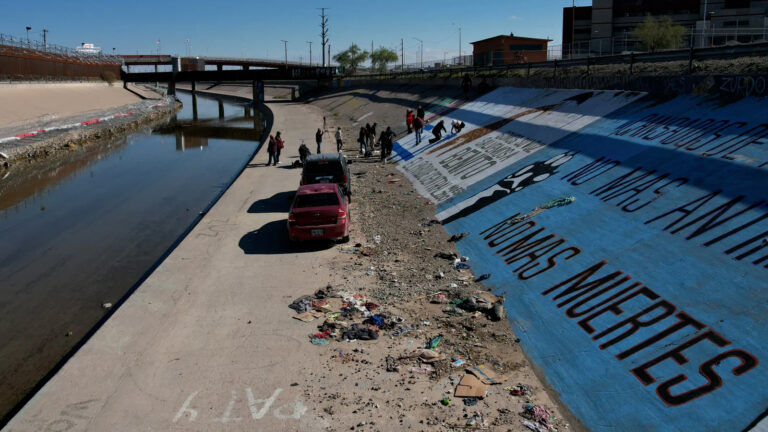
[304,161,343,176]
[293,192,339,208]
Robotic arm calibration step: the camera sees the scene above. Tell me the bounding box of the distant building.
[471,34,551,66]
[563,0,768,56]
[75,43,101,55]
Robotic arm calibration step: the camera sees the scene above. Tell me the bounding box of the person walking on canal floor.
[335,127,343,152]
[414,114,424,145]
[267,134,277,166]
[315,128,323,154]
[274,131,284,165]
[406,109,414,134]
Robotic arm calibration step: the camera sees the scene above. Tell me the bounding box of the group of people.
[355,122,396,161]
[266,131,284,166]
[406,105,466,146]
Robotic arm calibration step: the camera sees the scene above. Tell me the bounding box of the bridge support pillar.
[217,65,223,72]
[253,80,264,103]
[191,80,196,92]
[218,100,225,120]
[168,80,176,96]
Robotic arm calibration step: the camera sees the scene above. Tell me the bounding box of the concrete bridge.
[120,55,319,71]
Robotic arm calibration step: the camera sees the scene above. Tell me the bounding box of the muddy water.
[0,92,263,422]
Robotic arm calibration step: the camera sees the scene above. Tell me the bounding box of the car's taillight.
[337,209,347,222]
[288,212,296,225]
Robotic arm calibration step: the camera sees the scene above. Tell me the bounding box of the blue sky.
[2,0,576,64]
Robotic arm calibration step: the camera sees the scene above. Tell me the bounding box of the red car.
[288,184,350,243]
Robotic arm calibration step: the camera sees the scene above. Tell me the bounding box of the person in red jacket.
[273,131,284,165]
[406,109,414,133]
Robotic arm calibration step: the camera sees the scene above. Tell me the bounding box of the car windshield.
[293,192,339,208]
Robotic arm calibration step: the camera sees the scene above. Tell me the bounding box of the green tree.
[370,47,398,73]
[333,44,369,75]
[633,15,687,53]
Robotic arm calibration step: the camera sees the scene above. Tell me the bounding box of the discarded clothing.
[310,337,329,346]
[463,397,479,406]
[385,355,399,372]
[289,295,313,313]
[364,315,384,327]
[341,324,379,341]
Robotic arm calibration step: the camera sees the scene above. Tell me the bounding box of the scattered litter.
[293,311,325,322]
[426,334,444,350]
[452,359,466,367]
[408,365,435,374]
[102,302,113,309]
[466,414,483,427]
[467,364,504,385]
[440,397,451,406]
[341,324,379,341]
[401,349,442,363]
[463,397,479,406]
[442,305,466,315]
[373,235,381,244]
[310,337,329,346]
[387,178,401,184]
[522,420,549,432]
[434,251,458,260]
[391,324,413,336]
[0,152,8,159]
[432,294,448,303]
[523,405,552,430]
[454,261,471,270]
[455,373,488,397]
[385,355,399,372]
[289,295,313,313]
[475,273,491,282]
[340,247,361,254]
[490,303,506,321]
[448,232,469,242]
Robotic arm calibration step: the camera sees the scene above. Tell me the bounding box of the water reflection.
[154,93,264,151]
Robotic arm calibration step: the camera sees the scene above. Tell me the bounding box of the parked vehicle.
[287,183,350,243]
[300,153,351,201]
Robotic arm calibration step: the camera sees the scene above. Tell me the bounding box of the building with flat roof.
[471,34,551,66]
[563,0,768,57]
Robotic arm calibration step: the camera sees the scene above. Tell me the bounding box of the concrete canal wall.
[393,85,768,431]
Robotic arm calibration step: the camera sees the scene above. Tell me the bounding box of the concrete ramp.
[395,87,768,431]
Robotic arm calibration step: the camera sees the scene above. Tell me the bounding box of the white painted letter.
[274,397,307,419]
[214,390,242,423]
[172,391,199,423]
[245,388,281,419]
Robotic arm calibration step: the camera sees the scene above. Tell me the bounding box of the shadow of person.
[238,220,334,255]
[247,191,296,213]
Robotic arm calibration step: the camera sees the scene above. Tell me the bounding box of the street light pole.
[412,37,423,68]
[25,26,31,44]
[451,23,461,64]
[281,40,288,65]
[307,41,313,65]
[701,0,708,48]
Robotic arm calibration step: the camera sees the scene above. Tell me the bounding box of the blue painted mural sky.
[2,0,574,62]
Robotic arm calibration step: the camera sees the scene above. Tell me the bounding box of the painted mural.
[395,87,768,431]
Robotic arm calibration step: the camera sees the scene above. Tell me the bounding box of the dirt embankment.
[207,82,581,431]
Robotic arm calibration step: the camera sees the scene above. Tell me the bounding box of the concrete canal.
[0,92,264,421]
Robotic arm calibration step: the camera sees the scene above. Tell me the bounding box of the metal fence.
[349,41,768,80]
[0,33,121,63]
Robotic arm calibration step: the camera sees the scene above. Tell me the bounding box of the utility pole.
[412,37,423,68]
[371,40,374,68]
[452,23,462,64]
[281,40,288,65]
[307,41,312,65]
[401,38,404,70]
[319,7,329,66]
[42,29,48,49]
[25,26,31,44]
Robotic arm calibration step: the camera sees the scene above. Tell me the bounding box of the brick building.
[471,34,550,66]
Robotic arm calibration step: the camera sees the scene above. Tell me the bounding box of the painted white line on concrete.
[356,112,373,122]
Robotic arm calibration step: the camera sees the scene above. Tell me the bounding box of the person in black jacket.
[315,128,323,154]
[429,120,447,144]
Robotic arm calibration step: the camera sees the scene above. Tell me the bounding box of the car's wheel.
[340,234,350,243]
